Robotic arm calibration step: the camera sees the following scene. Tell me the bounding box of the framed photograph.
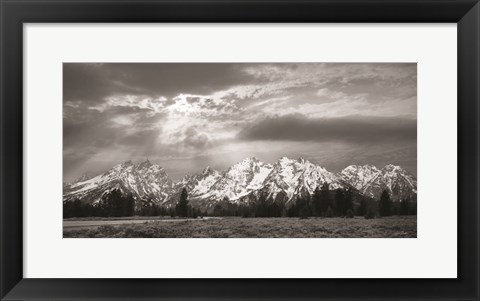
[62,62,419,239]
[1,0,479,300]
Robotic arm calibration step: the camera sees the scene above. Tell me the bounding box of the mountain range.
[63,157,417,207]
[63,157,417,209]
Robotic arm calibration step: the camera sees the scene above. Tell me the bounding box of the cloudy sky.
[63,63,416,182]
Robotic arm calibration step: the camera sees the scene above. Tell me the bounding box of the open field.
[63,216,416,238]
[63,216,222,230]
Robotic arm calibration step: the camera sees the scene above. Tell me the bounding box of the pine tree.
[222,196,230,216]
[312,186,322,216]
[378,189,392,217]
[213,204,224,217]
[299,206,310,219]
[63,201,73,218]
[72,199,84,217]
[344,188,354,213]
[325,206,334,218]
[410,199,417,215]
[286,203,297,217]
[255,193,269,217]
[358,199,367,216]
[319,182,331,216]
[176,188,189,217]
[334,188,346,216]
[296,196,311,218]
[364,207,376,219]
[399,197,410,215]
[125,194,135,216]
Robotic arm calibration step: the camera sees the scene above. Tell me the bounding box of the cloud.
[110,115,135,127]
[63,63,259,104]
[238,114,416,144]
[183,127,210,149]
[167,94,241,117]
[90,95,168,113]
[63,63,417,181]
[316,88,346,100]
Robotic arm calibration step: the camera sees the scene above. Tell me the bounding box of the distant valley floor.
[63,216,417,238]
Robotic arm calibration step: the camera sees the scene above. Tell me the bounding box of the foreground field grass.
[63,216,416,238]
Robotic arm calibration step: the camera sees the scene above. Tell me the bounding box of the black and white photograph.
[63,63,417,238]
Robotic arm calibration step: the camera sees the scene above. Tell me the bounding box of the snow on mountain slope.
[63,160,174,204]
[175,166,222,197]
[199,157,273,201]
[373,164,417,200]
[261,157,345,201]
[339,165,381,191]
[339,164,417,200]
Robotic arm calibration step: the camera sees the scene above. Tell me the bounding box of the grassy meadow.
[63,216,417,238]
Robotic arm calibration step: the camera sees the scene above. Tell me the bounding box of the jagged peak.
[110,160,132,171]
[136,159,154,169]
[229,157,262,170]
[109,160,168,175]
[277,156,296,164]
[202,166,217,175]
[110,160,134,170]
[382,164,402,171]
[242,156,260,163]
[278,156,307,163]
[343,164,380,172]
[180,174,193,182]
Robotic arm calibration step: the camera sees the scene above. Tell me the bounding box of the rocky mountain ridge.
[63,157,417,208]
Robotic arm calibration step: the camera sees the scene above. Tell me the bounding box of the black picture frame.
[1,0,479,300]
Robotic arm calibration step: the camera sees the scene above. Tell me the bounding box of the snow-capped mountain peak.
[339,164,416,200]
[64,160,174,204]
[261,157,343,201]
[201,157,273,201]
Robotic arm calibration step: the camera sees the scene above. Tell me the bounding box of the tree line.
[64,185,416,219]
[224,183,356,218]
[63,189,136,218]
[63,188,204,218]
